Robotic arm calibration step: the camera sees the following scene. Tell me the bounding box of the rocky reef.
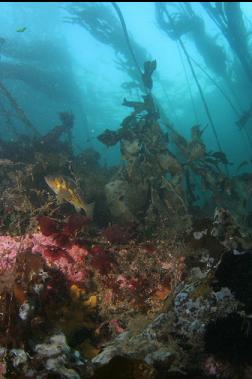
[0,62,252,378]
[0,206,252,378]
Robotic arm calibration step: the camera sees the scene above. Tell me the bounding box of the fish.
[16,27,27,33]
[44,175,94,218]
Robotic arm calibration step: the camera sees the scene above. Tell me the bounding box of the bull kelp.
[0,2,252,379]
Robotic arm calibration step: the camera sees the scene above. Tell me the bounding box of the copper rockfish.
[45,175,94,218]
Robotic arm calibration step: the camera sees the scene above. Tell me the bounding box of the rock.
[215,250,252,312]
[144,349,174,366]
[105,179,136,222]
[34,333,70,357]
[91,356,156,379]
[10,349,28,367]
[92,346,119,366]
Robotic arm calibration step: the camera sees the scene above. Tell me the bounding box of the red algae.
[63,214,90,235]
[37,214,91,248]
[103,223,137,244]
[90,245,115,275]
[37,215,60,236]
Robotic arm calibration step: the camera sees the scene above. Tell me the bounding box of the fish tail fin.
[85,202,95,219]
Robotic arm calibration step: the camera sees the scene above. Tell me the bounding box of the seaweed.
[156,3,227,77]
[202,2,252,84]
[0,81,39,137]
[65,2,149,87]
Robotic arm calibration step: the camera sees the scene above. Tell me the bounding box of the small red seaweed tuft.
[37,216,59,236]
[91,245,104,255]
[37,214,90,248]
[103,223,137,244]
[90,245,115,275]
[63,214,90,235]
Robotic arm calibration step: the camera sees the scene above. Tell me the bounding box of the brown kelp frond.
[0,81,39,137]
[65,2,149,85]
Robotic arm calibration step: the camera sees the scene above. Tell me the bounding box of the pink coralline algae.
[116,274,138,292]
[0,236,21,272]
[0,233,88,284]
